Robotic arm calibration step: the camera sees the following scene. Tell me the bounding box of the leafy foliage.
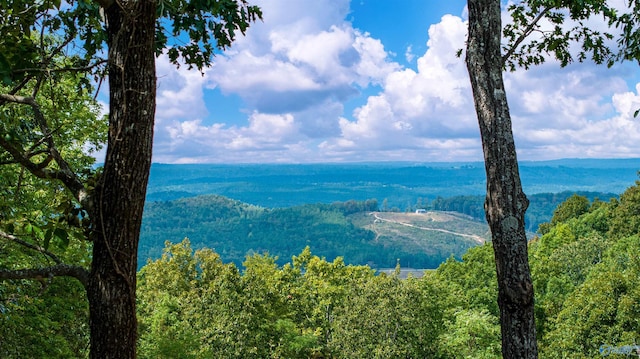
[4,175,640,358]
[137,240,449,358]
[0,274,89,358]
[0,0,260,357]
[503,0,640,70]
[157,0,262,70]
[0,46,101,357]
[529,181,640,357]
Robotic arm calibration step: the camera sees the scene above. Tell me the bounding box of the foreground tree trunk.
[465,0,538,357]
[86,1,157,357]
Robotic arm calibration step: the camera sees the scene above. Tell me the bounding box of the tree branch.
[0,230,62,265]
[0,264,89,289]
[0,93,91,208]
[502,6,552,64]
[1,77,31,105]
[12,60,108,75]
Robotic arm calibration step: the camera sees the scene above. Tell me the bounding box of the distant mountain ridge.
[145,159,639,207]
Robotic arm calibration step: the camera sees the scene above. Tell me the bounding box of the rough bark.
[465,0,538,358]
[86,1,157,358]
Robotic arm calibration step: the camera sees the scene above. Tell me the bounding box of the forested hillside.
[3,181,640,357]
[431,191,617,232]
[139,191,615,269]
[132,181,640,358]
[139,196,481,269]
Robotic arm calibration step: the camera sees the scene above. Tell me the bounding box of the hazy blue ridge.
[145,159,639,207]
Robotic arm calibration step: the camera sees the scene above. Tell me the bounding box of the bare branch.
[12,60,108,75]
[502,6,552,64]
[0,93,38,107]
[0,230,62,265]
[0,264,89,289]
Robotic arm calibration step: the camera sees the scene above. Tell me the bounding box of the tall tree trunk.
[87,1,157,358]
[465,0,538,358]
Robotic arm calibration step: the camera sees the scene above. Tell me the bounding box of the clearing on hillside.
[349,211,490,265]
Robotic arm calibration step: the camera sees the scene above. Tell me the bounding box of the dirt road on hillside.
[372,212,486,244]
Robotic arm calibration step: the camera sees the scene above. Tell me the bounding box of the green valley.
[139,188,616,270]
[139,196,484,269]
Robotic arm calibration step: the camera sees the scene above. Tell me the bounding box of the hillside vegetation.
[139,190,615,269]
[4,181,640,357]
[132,181,640,358]
[430,190,617,232]
[139,197,484,269]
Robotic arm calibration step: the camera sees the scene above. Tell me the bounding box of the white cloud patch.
[155,57,209,122]
[405,45,415,63]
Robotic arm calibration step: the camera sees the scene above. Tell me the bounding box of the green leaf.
[5,222,15,234]
[54,228,70,250]
[44,229,53,251]
[32,224,44,240]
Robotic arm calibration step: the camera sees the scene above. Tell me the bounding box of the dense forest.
[139,191,615,269]
[429,191,617,232]
[3,181,639,357]
[139,196,479,269]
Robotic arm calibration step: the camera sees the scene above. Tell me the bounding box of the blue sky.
[143,0,640,163]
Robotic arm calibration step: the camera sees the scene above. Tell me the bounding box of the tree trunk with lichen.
[465,0,538,357]
[86,1,157,358]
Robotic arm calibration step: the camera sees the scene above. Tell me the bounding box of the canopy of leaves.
[0,0,262,85]
[137,240,449,358]
[503,0,640,70]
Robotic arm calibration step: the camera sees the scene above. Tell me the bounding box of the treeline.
[139,196,463,269]
[425,191,617,232]
[140,191,616,270]
[3,182,640,357]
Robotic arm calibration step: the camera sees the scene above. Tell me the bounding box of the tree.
[543,235,640,358]
[0,1,261,357]
[466,1,537,356]
[0,40,104,358]
[608,180,640,239]
[466,0,640,357]
[330,273,446,358]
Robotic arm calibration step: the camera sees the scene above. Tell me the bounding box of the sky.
[142,0,640,164]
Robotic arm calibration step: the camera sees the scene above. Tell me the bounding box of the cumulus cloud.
[150,0,640,163]
[320,14,478,161]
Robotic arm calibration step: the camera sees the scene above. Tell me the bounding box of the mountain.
[139,159,638,268]
[145,159,640,208]
[139,197,484,269]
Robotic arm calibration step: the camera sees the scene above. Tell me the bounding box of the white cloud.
[155,56,209,122]
[322,14,476,159]
[150,1,640,163]
[405,45,415,63]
